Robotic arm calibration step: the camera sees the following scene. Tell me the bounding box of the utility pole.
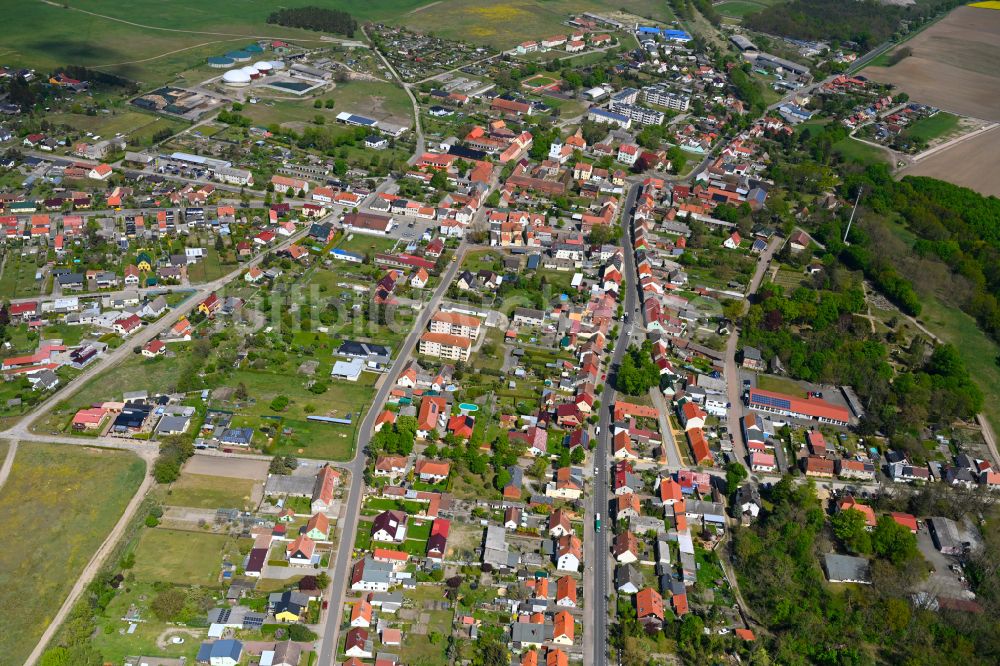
[843,187,862,244]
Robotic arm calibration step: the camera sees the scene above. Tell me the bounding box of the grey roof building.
[823,553,871,584]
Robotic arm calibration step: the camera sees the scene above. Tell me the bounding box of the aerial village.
[1,3,999,666]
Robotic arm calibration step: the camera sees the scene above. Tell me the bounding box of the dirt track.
[899,125,1000,196]
[864,6,1000,121]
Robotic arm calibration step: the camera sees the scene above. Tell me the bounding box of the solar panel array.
[751,392,791,410]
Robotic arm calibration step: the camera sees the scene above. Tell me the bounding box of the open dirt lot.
[899,125,1000,197]
[864,6,1000,121]
[184,454,268,480]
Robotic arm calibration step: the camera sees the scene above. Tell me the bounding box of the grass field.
[833,137,888,166]
[0,251,45,299]
[335,233,402,256]
[91,582,203,663]
[229,368,375,459]
[0,443,145,666]
[916,295,1000,436]
[133,528,233,586]
[902,112,959,142]
[756,374,808,396]
[166,472,256,509]
[245,80,412,129]
[878,218,1000,435]
[716,0,768,18]
[45,110,187,145]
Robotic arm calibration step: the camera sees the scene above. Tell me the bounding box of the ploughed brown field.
[864,6,1000,121]
[899,126,1000,197]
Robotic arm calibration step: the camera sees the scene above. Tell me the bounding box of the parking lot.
[914,524,975,600]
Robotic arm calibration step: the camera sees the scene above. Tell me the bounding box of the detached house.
[556,534,582,572]
[372,510,408,543]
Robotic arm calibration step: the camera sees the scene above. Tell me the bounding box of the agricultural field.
[132,528,236,586]
[0,0,336,86]
[863,6,1000,121]
[402,0,674,48]
[0,444,145,666]
[898,125,1000,197]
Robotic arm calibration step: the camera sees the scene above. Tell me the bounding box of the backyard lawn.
[166,472,256,510]
[132,528,234,586]
[0,443,145,666]
[229,368,376,459]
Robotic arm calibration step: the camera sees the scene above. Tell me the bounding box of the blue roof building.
[196,638,243,666]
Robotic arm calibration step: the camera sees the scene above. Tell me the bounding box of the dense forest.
[732,477,1000,665]
[745,0,901,48]
[266,6,357,37]
[744,0,964,49]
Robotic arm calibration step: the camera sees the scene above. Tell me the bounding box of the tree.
[269,455,298,475]
[270,395,290,411]
[287,624,318,641]
[725,461,748,494]
[315,571,331,589]
[530,457,549,480]
[430,169,449,191]
[831,508,871,554]
[872,515,918,565]
[472,638,508,666]
[151,588,186,621]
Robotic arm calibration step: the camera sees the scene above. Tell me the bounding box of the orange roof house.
[417,396,447,434]
[838,496,877,528]
[415,459,451,482]
[636,587,664,625]
[553,610,574,644]
[556,575,577,606]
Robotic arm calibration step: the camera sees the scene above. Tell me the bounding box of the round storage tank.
[226,50,251,62]
[241,65,261,80]
[222,69,251,87]
[207,56,234,68]
[269,60,286,71]
[255,61,273,75]
[244,43,264,53]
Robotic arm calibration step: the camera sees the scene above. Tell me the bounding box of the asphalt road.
[315,241,468,665]
[587,182,641,666]
[723,235,783,469]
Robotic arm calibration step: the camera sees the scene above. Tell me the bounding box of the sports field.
[716,0,769,19]
[0,444,145,666]
[864,6,1000,121]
